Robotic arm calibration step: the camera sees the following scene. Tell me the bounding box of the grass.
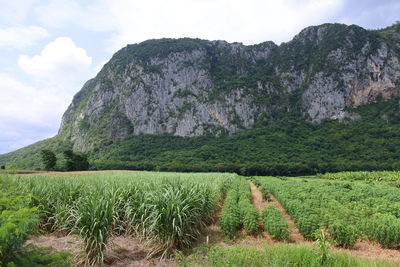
[181,243,396,267]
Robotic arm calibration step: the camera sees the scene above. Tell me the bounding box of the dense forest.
[2,97,400,176]
[90,102,400,176]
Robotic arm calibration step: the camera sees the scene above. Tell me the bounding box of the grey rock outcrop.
[59,23,400,150]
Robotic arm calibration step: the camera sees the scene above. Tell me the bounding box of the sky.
[0,0,399,154]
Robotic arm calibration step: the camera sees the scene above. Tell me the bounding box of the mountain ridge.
[2,22,400,173]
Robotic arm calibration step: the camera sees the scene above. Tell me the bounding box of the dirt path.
[249,182,267,211]
[249,181,306,244]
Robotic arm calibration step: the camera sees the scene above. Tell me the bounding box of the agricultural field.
[253,175,400,248]
[317,170,400,182]
[1,170,400,266]
[2,171,232,266]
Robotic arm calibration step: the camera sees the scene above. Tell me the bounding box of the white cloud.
[32,0,344,51]
[0,26,49,49]
[34,0,115,31]
[0,73,68,126]
[18,37,93,89]
[94,0,343,50]
[0,37,95,154]
[0,0,38,25]
[0,73,69,153]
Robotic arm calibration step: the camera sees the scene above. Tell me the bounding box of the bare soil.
[26,234,174,267]
[249,182,267,211]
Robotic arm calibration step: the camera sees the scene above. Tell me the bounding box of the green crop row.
[220,178,259,238]
[262,206,289,241]
[254,176,400,248]
[10,172,233,264]
[317,171,400,182]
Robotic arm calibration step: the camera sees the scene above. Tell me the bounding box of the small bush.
[297,214,320,240]
[9,245,72,267]
[0,208,39,265]
[365,213,400,248]
[328,221,357,248]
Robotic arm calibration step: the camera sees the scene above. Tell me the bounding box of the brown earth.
[249,182,267,211]
[26,235,174,267]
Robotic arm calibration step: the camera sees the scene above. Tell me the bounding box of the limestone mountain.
[59,23,400,151]
[2,22,400,172]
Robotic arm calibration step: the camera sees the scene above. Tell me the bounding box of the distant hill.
[2,22,400,174]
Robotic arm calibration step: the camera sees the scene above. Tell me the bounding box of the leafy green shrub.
[253,176,400,246]
[365,213,400,248]
[328,221,357,248]
[0,208,39,265]
[262,206,289,240]
[0,177,39,266]
[296,214,320,240]
[9,245,72,267]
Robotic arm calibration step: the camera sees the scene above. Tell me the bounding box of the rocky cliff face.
[59,23,400,151]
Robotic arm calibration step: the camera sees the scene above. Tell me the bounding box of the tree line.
[41,149,89,171]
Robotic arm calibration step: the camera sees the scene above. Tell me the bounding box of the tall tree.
[40,150,57,171]
[63,150,89,171]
